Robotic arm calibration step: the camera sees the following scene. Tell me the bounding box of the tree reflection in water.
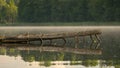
[0,36,119,68]
[0,42,102,67]
[0,48,6,55]
[82,60,98,67]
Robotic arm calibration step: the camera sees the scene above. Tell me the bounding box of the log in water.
[0,30,101,43]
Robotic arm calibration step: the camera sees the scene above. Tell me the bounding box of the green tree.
[88,0,105,21]
[0,0,7,23]
[7,0,18,23]
[0,0,17,23]
[18,0,120,22]
[114,0,120,21]
[103,0,115,21]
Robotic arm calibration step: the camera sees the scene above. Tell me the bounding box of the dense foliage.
[0,0,120,23]
[0,0,17,23]
[18,0,120,22]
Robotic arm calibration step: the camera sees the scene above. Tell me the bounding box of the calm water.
[0,26,120,68]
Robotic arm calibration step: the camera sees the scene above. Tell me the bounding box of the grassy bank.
[0,22,120,26]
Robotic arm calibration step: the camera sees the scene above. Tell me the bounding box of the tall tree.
[114,0,120,21]
[88,0,105,21]
[0,0,17,23]
[103,0,115,21]
[7,0,18,23]
[0,0,7,23]
[18,0,120,22]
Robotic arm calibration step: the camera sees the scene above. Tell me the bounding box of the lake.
[0,26,120,68]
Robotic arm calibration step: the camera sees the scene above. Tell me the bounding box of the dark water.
[0,26,120,68]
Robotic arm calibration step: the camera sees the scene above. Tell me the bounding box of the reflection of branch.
[90,34,101,49]
[95,34,101,43]
[95,42,101,49]
[0,45,102,55]
[90,42,101,49]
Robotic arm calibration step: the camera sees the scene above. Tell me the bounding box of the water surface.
[0,26,120,68]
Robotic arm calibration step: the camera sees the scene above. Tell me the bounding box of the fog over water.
[0,26,120,68]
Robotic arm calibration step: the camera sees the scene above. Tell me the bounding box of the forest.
[0,0,120,23]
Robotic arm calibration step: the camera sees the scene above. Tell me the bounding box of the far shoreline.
[0,22,120,26]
